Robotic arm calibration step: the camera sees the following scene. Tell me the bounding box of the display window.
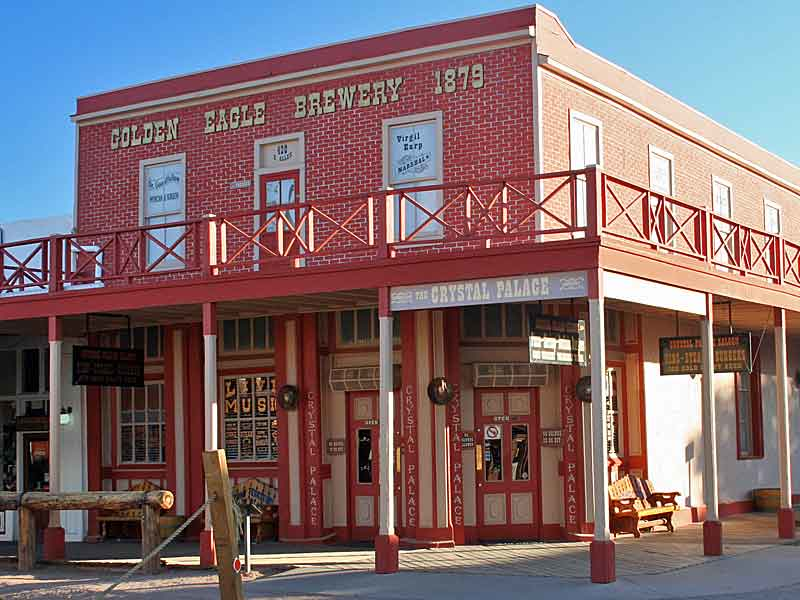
[222,375,278,461]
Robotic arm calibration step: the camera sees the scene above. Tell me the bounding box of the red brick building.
[1,6,799,582]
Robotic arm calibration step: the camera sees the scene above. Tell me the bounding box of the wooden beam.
[17,491,173,512]
[18,506,36,571]
[203,450,244,600]
[141,504,161,574]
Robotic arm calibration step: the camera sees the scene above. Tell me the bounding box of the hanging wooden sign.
[659,333,752,376]
[72,346,144,387]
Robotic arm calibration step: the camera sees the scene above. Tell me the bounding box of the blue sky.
[1,0,797,223]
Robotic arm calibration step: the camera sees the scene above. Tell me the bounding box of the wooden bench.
[609,474,680,538]
[232,478,278,543]
[97,481,183,541]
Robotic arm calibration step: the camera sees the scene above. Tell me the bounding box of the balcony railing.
[0,167,797,298]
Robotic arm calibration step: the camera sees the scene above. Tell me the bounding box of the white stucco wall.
[642,314,800,509]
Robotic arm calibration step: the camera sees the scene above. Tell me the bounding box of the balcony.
[0,167,797,318]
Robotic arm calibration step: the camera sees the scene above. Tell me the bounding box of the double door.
[476,389,541,540]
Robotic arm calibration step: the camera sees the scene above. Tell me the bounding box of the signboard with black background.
[659,333,752,376]
[72,346,144,387]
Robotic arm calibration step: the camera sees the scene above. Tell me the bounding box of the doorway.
[475,389,541,540]
[347,393,380,541]
[22,432,50,533]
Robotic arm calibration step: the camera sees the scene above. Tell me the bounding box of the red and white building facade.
[1,5,799,581]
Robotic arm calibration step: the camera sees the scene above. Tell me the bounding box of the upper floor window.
[648,146,674,196]
[764,199,781,235]
[384,112,443,240]
[569,111,603,229]
[221,317,274,354]
[712,177,734,266]
[337,308,400,346]
[140,154,186,267]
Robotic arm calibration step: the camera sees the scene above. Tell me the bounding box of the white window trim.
[382,111,444,188]
[568,110,604,169]
[711,175,733,216]
[382,111,444,243]
[138,153,187,271]
[252,133,306,269]
[763,198,782,234]
[648,145,675,197]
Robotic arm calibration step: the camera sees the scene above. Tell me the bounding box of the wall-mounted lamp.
[60,406,73,426]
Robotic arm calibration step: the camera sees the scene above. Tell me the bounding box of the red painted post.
[584,165,603,238]
[47,236,62,293]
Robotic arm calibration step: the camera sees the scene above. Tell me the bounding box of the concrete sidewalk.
[1,542,800,599]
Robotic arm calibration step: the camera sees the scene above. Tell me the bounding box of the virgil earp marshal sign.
[72,346,145,388]
[390,271,588,311]
[659,333,752,376]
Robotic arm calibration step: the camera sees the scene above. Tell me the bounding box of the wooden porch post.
[43,315,65,560]
[200,302,218,567]
[589,269,614,583]
[702,293,722,555]
[375,287,399,573]
[774,307,795,539]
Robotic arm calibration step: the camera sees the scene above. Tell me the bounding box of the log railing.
[0,490,174,573]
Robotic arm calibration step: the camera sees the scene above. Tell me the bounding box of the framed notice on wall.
[223,374,278,461]
[389,121,439,184]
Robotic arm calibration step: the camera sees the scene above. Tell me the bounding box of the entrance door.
[476,390,540,540]
[22,433,50,532]
[348,393,380,541]
[259,170,302,259]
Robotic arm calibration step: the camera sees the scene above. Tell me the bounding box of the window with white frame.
[140,155,186,267]
[385,114,443,240]
[648,146,675,243]
[569,112,602,229]
[119,383,165,464]
[712,177,734,266]
[764,199,781,235]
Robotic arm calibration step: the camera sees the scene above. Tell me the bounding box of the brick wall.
[541,71,800,242]
[77,44,535,274]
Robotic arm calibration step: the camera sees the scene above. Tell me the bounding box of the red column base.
[374,534,400,574]
[778,507,796,539]
[199,530,217,567]
[589,540,615,583]
[43,527,66,561]
[703,520,723,556]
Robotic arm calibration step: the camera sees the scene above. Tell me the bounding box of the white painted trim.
[711,175,733,217]
[602,270,706,315]
[531,38,545,239]
[763,197,782,234]
[648,144,675,196]
[138,152,187,226]
[253,132,306,211]
[569,109,604,168]
[73,30,532,124]
[539,57,800,195]
[72,124,79,233]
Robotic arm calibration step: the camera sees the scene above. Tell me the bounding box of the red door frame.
[346,391,381,542]
[474,388,542,541]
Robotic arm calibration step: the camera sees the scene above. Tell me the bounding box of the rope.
[95,494,216,599]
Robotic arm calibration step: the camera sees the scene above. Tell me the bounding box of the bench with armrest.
[608,474,680,538]
[232,478,279,543]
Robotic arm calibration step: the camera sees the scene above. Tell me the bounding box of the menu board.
[529,316,587,366]
[223,375,277,461]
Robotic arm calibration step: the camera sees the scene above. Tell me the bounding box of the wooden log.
[203,450,244,600]
[18,506,36,571]
[141,504,161,574]
[0,492,20,511]
[19,491,174,512]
